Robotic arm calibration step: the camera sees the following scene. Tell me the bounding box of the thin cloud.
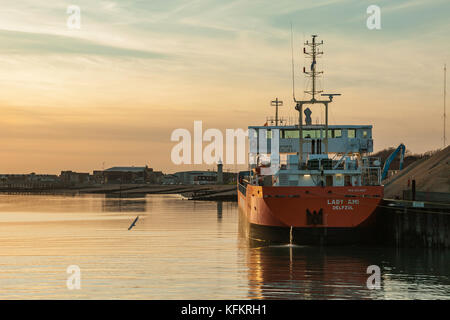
[0,29,170,59]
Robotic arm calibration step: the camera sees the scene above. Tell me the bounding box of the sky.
[0,0,449,174]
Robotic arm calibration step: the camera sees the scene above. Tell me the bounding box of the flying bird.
[128,216,139,230]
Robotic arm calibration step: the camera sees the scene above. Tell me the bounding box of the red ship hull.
[238,184,383,245]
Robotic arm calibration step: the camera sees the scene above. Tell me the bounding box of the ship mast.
[294,35,340,164]
[271,98,283,126]
[304,35,323,101]
[444,64,447,148]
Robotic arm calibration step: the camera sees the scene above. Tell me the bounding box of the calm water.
[0,194,448,299]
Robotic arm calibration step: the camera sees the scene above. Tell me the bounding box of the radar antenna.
[321,93,341,101]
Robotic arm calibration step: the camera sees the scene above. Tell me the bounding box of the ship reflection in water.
[240,217,450,299]
[245,245,373,299]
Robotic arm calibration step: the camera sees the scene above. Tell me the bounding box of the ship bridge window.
[328,129,342,138]
[254,129,271,139]
[283,129,338,139]
[348,129,356,138]
[284,130,299,138]
[303,130,321,139]
[303,130,312,138]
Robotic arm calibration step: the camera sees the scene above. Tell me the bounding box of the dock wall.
[402,190,450,203]
[376,201,450,248]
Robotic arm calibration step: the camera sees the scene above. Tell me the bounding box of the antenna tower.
[303,35,323,101]
[445,64,447,148]
[293,35,340,163]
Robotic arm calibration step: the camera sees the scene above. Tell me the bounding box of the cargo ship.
[238,35,383,245]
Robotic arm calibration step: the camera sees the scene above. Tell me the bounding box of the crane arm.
[381,144,405,180]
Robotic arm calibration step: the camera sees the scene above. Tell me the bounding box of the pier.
[0,184,238,200]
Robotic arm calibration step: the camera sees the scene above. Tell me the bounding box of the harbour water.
[0,194,448,299]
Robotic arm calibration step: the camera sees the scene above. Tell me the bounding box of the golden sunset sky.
[0,0,449,174]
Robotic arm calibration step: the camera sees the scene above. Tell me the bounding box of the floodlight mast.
[293,35,341,164]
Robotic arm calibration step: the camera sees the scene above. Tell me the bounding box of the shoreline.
[0,184,238,201]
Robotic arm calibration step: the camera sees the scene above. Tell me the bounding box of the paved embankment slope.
[384,146,450,199]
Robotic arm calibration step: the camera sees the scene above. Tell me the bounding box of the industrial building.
[162,174,179,185]
[174,171,217,185]
[60,171,90,185]
[0,173,60,188]
[172,169,235,185]
[103,166,163,184]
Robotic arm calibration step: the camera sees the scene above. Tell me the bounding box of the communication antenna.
[321,93,341,101]
[291,23,296,101]
[303,35,323,100]
[271,98,283,126]
[445,64,447,148]
[293,35,340,161]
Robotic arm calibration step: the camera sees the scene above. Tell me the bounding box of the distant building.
[149,170,164,184]
[174,171,217,185]
[102,165,162,184]
[103,166,148,184]
[162,174,179,185]
[60,171,90,185]
[92,170,105,184]
[0,173,60,188]
[222,171,237,184]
